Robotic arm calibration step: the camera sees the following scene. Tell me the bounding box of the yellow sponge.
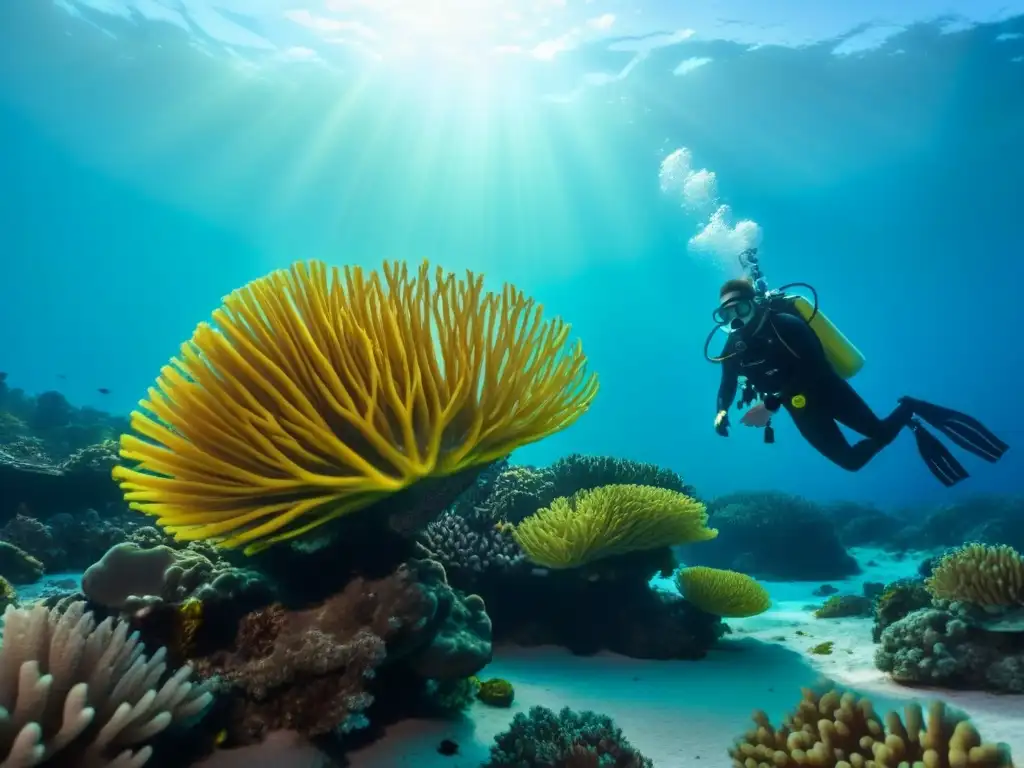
[675,566,770,618]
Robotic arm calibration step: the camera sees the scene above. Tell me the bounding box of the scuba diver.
[705,249,1008,486]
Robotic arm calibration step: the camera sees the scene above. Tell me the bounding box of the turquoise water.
[2,0,1023,509]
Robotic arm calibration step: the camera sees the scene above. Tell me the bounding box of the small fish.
[57,373,67,380]
[97,388,111,395]
[214,729,228,747]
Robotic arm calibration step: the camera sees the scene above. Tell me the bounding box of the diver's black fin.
[910,420,970,487]
[901,397,1009,463]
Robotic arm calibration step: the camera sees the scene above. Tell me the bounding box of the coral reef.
[463,455,695,526]
[0,376,128,458]
[675,566,771,618]
[0,444,122,524]
[730,687,1012,767]
[423,677,480,714]
[420,504,525,575]
[82,541,273,613]
[193,558,491,744]
[0,508,150,575]
[875,603,1024,692]
[484,705,653,768]
[681,491,859,580]
[871,578,932,642]
[874,544,1024,692]
[0,575,16,611]
[907,496,1024,553]
[475,545,725,659]
[814,594,873,619]
[548,453,694,500]
[0,601,212,766]
[0,540,44,584]
[821,500,895,548]
[479,464,557,524]
[112,260,598,554]
[514,484,716,569]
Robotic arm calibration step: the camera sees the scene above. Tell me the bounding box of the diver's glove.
[714,410,730,437]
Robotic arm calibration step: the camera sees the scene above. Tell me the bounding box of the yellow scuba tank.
[789,294,865,379]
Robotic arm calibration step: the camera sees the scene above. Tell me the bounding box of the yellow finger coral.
[512,484,717,569]
[112,260,598,554]
[675,566,770,618]
[730,687,1013,768]
[926,542,1024,607]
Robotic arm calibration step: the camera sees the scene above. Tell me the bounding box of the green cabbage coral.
[512,484,717,569]
[675,566,771,618]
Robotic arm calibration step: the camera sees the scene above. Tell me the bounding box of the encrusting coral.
[874,603,1024,693]
[0,601,212,767]
[485,705,653,768]
[675,566,771,618]
[112,260,598,554]
[193,558,491,744]
[81,542,272,612]
[925,542,1024,607]
[548,453,694,499]
[729,687,1013,767]
[814,594,873,619]
[513,484,717,569]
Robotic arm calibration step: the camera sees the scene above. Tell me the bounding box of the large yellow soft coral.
[112,260,598,554]
[926,542,1024,607]
[730,687,1013,768]
[512,484,717,569]
[675,566,770,618]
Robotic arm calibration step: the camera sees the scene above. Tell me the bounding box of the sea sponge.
[476,677,515,707]
[112,261,598,554]
[925,542,1024,607]
[675,566,770,618]
[512,484,717,569]
[729,687,1013,768]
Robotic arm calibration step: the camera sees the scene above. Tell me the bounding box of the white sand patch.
[350,546,1021,766]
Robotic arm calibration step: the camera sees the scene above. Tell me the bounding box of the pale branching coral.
[730,687,1012,767]
[0,601,211,767]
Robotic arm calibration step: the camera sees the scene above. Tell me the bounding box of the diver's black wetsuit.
[717,311,913,471]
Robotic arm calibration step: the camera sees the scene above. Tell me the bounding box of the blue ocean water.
[4,4,1024,767]
[1,0,1022,509]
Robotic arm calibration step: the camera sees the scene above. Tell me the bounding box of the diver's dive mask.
[713,292,757,332]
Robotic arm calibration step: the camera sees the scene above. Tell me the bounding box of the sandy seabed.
[347,548,1024,767]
